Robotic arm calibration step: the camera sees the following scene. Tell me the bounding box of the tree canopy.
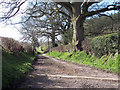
[0,0,120,51]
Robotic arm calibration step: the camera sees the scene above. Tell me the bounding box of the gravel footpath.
[19,54,119,88]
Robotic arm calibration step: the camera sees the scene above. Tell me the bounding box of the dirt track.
[20,54,119,88]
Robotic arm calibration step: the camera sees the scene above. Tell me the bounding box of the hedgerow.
[90,33,118,57]
[1,37,24,53]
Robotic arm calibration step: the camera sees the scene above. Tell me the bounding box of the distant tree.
[22,2,71,47]
[19,17,40,55]
[62,28,73,45]
[84,13,120,37]
[42,9,71,47]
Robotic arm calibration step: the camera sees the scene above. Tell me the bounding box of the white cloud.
[0,24,22,41]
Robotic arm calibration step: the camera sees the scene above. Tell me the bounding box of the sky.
[0,0,119,41]
[0,0,28,41]
[0,24,22,41]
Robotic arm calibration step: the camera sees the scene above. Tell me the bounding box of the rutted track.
[19,54,119,88]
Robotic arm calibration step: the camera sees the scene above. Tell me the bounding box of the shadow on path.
[20,73,65,88]
[19,55,66,88]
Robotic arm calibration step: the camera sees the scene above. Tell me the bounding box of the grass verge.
[47,51,120,73]
[2,48,36,88]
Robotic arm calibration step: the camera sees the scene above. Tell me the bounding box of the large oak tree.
[55,1,120,51]
[23,2,71,47]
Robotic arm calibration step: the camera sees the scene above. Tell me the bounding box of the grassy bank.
[2,49,36,88]
[47,51,120,73]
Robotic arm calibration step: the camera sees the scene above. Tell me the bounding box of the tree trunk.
[52,36,55,47]
[71,3,85,51]
[51,29,56,47]
[32,36,37,55]
[32,46,36,55]
[72,18,85,51]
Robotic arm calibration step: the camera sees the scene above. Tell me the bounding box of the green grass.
[2,49,36,88]
[47,51,120,73]
[36,46,44,54]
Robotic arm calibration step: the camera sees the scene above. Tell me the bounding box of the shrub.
[90,33,118,57]
[1,37,24,53]
[21,42,32,54]
[50,44,73,52]
[82,38,91,54]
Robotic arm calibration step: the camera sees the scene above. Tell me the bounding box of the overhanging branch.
[55,10,71,19]
[56,2,73,16]
[85,5,119,17]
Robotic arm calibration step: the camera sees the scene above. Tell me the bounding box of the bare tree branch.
[85,5,119,17]
[1,0,27,21]
[56,2,73,15]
